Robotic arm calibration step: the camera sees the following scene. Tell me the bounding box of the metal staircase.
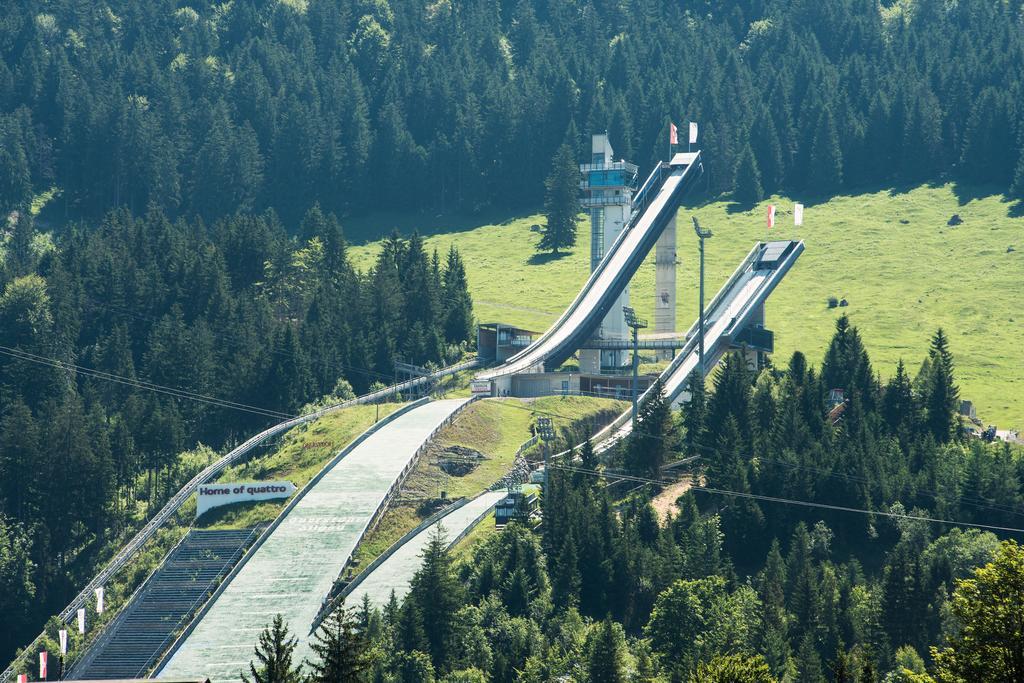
[68,528,261,680]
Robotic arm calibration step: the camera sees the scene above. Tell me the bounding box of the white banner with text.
[197,481,297,518]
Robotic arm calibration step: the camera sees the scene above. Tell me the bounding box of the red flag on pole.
[767,204,776,229]
[669,122,678,146]
[39,652,47,680]
[17,675,27,683]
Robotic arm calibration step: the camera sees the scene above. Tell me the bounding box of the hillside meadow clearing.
[349,184,1024,429]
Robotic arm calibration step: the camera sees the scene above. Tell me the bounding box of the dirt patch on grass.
[652,478,693,523]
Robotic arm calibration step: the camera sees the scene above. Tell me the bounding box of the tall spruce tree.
[809,107,843,194]
[925,328,959,443]
[407,527,464,669]
[683,369,707,453]
[306,603,370,683]
[627,378,675,478]
[585,617,627,683]
[539,142,581,255]
[733,143,764,204]
[242,614,303,683]
[442,245,474,346]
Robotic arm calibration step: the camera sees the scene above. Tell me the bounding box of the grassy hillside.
[197,402,401,529]
[349,395,627,572]
[349,185,1024,429]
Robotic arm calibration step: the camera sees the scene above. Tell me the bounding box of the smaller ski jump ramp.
[156,398,470,682]
[343,490,506,610]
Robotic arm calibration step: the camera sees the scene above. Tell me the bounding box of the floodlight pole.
[692,217,713,377]
[623,306,648,430]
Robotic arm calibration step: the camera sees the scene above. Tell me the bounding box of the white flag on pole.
[77,608,86,634]
[794,203,804,226]
[689,121,698,144]
[767,204,777,229]
[59,629,68,656]
[95,587,105,614]
[39,652,47,680]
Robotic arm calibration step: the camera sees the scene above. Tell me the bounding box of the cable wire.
[488,398,1024,521]
[0,345,295,420]
[547,462,1024,534]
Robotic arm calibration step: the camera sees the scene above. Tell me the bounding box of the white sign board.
[197,481,297,519]
[471,379,493,396]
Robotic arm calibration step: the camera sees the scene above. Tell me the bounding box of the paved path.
[157,399,469,682]
[348,490,505,610]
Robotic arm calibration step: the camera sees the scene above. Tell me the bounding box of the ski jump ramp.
[342,490,505,611]
[594,239,804,449]
[155,398,470,682]
[477,143,804,419]
[479,150,704,387]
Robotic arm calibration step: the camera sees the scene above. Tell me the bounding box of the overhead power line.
[0,345,295,420]
[547,462,1024,535]
[488,398,1024,521]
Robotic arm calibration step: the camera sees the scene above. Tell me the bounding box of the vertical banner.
[767,204,777,229]
[794,203,804,226]
[689,121,698,144]
[95,587,105,614]
[77,608,86,634]
[669,122,678,145]
[39,652,47,680]
[59,629,68,656]
[17,675,27,683]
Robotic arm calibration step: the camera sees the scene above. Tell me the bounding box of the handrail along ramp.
[478,151,703,379]
[154,399,471,683]
[0,358,478,683]
[589,239,805,450]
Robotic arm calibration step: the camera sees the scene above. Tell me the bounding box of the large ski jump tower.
[578,133,638,372]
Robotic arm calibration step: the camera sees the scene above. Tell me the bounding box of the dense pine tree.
[925,328,959,444]
[306,604,371,683]
[242,615,303,683]
[733,144,764,204]
[809,108,843,194]
[539,142,581,255]
[627,379,675,478]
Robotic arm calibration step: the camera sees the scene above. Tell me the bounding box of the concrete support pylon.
[654,213,677,359]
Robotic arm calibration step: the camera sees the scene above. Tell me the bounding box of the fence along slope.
[0,358,479,683]
[155,398,472,682]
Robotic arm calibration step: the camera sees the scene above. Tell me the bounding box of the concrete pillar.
[654,212,677,360]
[578,349,601,374]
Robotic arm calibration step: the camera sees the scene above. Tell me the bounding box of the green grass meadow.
[197,402,401,529]
[349,395,624,570]
[349,185,1024,429]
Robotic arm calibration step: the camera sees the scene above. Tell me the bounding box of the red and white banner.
[669,122,678,145]
[689,121,698,144]
[17,675,26,683]
[77,608,86,634]
[59,629,68,656]
[95,587,104,614]
[39,652,47,680]
[794,203,804,226]
[767,204,777,229]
